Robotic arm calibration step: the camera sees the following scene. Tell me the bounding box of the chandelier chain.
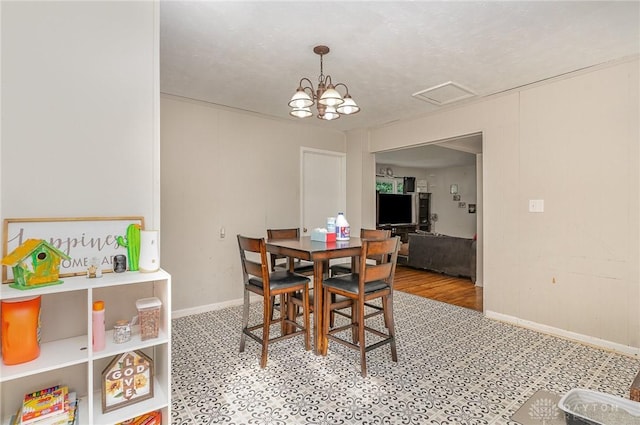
[318,53,325,85]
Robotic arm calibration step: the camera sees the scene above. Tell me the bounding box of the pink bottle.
[92,300,105,352]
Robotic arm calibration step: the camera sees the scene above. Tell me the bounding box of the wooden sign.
[102,350,154,413]
[2,216,144,283]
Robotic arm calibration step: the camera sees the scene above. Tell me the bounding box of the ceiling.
[160,1,639,135]
[376,133,481,170]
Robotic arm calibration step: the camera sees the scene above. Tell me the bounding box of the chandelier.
[288,45,360,121]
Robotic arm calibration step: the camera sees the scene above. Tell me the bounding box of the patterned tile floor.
[171,292,639,424]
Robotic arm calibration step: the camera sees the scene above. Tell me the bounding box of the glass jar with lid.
[113,320,131,344]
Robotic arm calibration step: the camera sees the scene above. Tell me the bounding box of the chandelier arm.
[324,75,336,87]
[333,82,350,95]
[298,77,315,90]
[302,86,315,102]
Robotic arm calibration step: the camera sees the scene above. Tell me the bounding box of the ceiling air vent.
[412,81,476,106]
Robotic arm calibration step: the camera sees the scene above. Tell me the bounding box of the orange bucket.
[1,296,41,365]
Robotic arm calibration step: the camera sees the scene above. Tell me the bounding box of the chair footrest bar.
[364,337,394,353]
[363,325,388,339]
[243,328,307,344]
[327,323,354,334]
[332,309,351,319]
[363,310,384,320]
[326,334,359,351]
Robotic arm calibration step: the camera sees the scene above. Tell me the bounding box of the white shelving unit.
[0,269,171,425]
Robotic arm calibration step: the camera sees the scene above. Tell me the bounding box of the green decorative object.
[117,224,141,271]
[1,239,71,289]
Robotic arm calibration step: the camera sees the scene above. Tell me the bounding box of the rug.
[511,389,566,425]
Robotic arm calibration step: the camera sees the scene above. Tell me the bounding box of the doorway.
[375,133,484,309]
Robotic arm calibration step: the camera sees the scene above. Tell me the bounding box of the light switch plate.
[529,200,544,213]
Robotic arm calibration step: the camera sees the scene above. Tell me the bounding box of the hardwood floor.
[394,265,483,312]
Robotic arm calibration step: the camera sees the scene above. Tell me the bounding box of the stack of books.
[10,385,78,425]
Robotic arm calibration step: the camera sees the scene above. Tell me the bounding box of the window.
[376,177,404,194]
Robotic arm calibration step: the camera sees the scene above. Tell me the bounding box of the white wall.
[345,129,371,235]
[361,59,640,352]
[160,95,346,313]
[375,163,478,238]
[424,164,477,238]
[0,0,159,408]
[1,1,159,227]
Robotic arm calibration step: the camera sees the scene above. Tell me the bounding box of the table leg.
[313,259,326,355]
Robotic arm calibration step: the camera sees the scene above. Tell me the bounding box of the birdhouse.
[1,239,71,290]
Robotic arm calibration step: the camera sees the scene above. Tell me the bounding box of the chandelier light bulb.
[318,85,344,107]
[321,106,340,120]
[290,107,313,118]
[289,88,313,108]
[336,95,360,115]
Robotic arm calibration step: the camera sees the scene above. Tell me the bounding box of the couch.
[407,232,476,282]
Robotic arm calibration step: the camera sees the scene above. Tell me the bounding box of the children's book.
[21,385,68,425]
[66,392,78,425]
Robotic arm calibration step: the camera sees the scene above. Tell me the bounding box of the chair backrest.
[266,228,301,271]
[360,228,391,239]
[360,228,391,262]
[267,228,300,240]
[237,235,271,296]
[358,236,401,291]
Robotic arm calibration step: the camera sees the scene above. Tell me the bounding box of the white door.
[301,148,346,235]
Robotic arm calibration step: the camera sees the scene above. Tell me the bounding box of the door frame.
[300,147,346,235]
[373,133,484,296]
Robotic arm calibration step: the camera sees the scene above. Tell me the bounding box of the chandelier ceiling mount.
[288,45,360,121]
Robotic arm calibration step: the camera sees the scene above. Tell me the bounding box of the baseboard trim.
[485,310,640,357]
[172,295,259,319]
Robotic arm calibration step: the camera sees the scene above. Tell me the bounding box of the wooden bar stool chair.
[329,228,391,276]
[237,235,311,368]
[266,228,315,319]
[322,236,401,377]
[267,228,314,275]
[329,228,391,327]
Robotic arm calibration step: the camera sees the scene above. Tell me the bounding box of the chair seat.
[329,263,351,276]
[323,274,389,294]
[274,260,315,274]
[249,270,310,290]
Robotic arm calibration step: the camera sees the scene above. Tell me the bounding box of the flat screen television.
[376,193,415,225]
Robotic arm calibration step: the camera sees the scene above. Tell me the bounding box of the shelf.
[0,269,171,423]
[0,270,170,300]
[0,278,90,300]
[92,380,168,425]
[91,326,169,361]
[0,335,88,382]
[87,270,170,289]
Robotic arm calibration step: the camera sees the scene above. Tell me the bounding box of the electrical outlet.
[220,227,225,239]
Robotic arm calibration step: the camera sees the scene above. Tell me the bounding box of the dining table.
[266,236,363,355]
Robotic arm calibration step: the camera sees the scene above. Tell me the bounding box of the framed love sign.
[102,350,154,413]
